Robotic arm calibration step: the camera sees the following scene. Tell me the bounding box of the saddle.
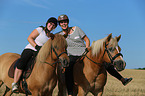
[8,56,36,95]
[8,57,35,79]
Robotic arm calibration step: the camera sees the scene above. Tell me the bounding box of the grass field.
[0,69,145,96]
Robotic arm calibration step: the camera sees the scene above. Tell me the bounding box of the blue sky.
[0,0,145,69]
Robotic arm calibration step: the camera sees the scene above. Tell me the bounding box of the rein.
[82,41,123,65]
[81,48,102,65]
[41,45,67,68]
[85,55,102,65]
[81,42,124,90]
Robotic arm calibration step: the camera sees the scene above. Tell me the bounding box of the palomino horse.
[0,34,69,96]
[58,33,126,96]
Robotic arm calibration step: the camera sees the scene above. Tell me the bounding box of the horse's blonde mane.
[91,37,107,56]
[36,34,67,65]
[91,36,119,57]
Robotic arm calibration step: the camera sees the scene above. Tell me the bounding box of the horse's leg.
[97,91,103,96]
[3,86,13,96]
[98,88,104,96]
[0,80,13,96]
[40,87,53,96]
[31,90,40,96]
[77,86,86,96]
[91,88,104,96]
[44,90,53,96]
[92,91,103,96]
[0,81,4,87]
[73,85,78,96]
[58,81,67,96]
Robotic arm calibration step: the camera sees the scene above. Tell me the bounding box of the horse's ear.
[50,33,55,40]
[118,45,121,52]
[116,34,121,42]
[106,33,112,42]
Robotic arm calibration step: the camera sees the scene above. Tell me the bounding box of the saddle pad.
[8,58,35,79]
[8,59,18,78]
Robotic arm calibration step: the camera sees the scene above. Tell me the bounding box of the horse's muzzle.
[114,60,126,71]
[59,58,69,68]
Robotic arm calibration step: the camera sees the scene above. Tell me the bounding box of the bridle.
[102,42,123,63]
[52,46,67,60]
[83,42,123,64]
[42,45,67,68]
[82,41,124,89]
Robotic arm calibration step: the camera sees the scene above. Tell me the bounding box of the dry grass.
[102,69,145,96]
[0,69,145,96]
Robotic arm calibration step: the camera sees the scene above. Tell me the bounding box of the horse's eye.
[108,47,114,52]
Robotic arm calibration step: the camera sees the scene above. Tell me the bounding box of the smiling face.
[58,14,69,31]
[47,22,56,31]
[59,20,69,30]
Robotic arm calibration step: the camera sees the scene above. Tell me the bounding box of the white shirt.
[25,27,50,51]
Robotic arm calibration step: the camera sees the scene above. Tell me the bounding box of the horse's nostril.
[114,60,125,71]
[64,59,69,67]
[59,58,69,68]
[119,61,123,65]
[63,59,67,64]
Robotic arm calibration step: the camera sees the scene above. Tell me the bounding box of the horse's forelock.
[52,34,67,50]
[109,37,118,49]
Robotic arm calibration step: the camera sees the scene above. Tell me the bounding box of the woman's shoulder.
[36,26,44,30]
[72,26,82,30]
[36,26,44,33]
[72,26,83,32]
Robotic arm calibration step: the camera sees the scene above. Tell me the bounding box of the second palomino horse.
[58,33,126,96]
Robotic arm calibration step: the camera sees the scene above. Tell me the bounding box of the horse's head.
[102,33,126,71]
[36,34,69,70]
[51,34,69,68]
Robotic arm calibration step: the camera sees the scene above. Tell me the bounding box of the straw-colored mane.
[36,34,67,64]
[91,36,119,57]
[91,37,107,57]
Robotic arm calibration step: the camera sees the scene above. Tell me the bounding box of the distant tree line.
[137,68,145,70]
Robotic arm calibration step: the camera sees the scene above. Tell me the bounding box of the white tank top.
[25,27,50,51]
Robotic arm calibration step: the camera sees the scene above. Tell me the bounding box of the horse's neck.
[84,50,103,75]
[33,56,57,76]
[89,49,104,64]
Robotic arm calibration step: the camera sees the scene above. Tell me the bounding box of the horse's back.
[0,53,20,65]
[0,53,20,81]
